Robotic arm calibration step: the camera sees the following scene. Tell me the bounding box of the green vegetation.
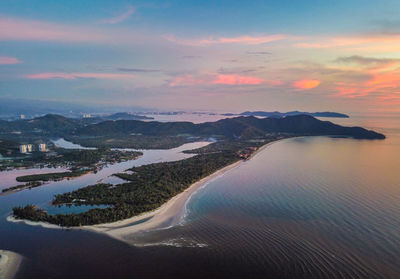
[13,152,240,227]
[183,134,286,155]
[2,181,42,193]
[16,170,88,182]
[0,148,142,171]
[73,115,385,139]
[64,135,195,149]
[0,139,20,157]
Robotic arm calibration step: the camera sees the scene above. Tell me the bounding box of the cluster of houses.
[19,143,48,154]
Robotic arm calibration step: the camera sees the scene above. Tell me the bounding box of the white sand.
[8,139,285,245]
[83,160,242,242]
[7,216,63,230]
[0,250,22,279]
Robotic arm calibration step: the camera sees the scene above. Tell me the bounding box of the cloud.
[212,74,266,85]
[246,51,271,55]
[24,72,136,80]
[293,79,321,90]
[335,55,400,66]
[0,56,22,65]
[169,73,282,86]
[117,67,160,72]
[99,5,135,24]
[326,55,400,99]
[164,34,286,46]
[293,34,400,53]
[0,17,105,42]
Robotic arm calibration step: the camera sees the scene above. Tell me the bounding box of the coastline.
[82,138,285,244]
[7,138,287,245]
[82,160,243,242]
[0,250,23,279]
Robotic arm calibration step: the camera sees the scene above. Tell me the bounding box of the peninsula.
[8,114,385,233]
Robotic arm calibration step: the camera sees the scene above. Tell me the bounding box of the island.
[222,111,350,118]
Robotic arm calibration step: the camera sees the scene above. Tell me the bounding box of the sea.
[0,112,399,278]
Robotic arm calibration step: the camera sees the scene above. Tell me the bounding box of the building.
[20,114,25,119]
[19,145,27,153]
[19,144,33,153]
[82,113,92,118]
[38,143,48,152]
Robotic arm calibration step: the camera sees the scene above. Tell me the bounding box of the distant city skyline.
[1,0,400,113]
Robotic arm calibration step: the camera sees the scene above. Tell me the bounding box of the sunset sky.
[1,0,400,113]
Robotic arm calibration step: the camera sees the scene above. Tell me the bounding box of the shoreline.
[7,138,287,245]
[0,250,23,279]
[82,160,243,242]
[81,138,285,244]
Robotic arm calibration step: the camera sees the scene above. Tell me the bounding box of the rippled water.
[1,114,399,278]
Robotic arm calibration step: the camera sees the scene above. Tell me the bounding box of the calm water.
[1,114,399,278]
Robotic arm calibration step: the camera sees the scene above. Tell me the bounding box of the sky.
[1,0,400,113]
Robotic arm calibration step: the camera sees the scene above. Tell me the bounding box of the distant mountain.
[0,114,385,140]
[0,98,149,119]
[101,112,153,121]
[223,111,350,118]
[0,114,81,135]
[75,115,384,140]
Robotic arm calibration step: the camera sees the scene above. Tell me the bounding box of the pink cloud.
[293,79,321,90]
[0,56,21,65]
[163,34,286,46]
[24,72,135,80]
[0,17,105,42]
[169,74,282,86]
[212,74,265,85]
[294,34,400,53]
[99,5,135,24]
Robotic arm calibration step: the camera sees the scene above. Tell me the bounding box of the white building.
[19,144,33,153]
[19,145,27,153]
[38,143,48,152]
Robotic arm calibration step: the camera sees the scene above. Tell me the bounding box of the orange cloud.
[293,79,320,90]
[24,72,135,80]
[294,34,400,53]
[332,56,400,100]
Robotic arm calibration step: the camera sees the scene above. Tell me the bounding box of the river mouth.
[1,115,400,278]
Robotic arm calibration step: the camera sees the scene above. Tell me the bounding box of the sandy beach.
[83,160,243,242]
[0,250,22,279]
[7,139,286,245]
[83,139,285,244]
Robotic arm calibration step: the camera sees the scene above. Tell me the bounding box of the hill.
[224,111,350,118]
[75,115,384,139]
[101,112,153,121]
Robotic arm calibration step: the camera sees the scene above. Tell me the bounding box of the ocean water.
[1,114,399,278]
